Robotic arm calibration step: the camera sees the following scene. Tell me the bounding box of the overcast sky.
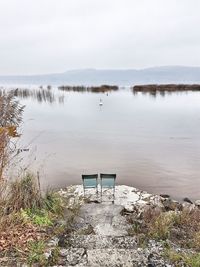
[0,0,200,75]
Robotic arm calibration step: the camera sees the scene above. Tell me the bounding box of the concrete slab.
[78,203,128,236]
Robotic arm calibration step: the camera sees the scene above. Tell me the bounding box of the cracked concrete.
[79,203,128,236]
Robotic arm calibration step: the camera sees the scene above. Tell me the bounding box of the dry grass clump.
[172,208,200,249]
[7,173,42,212]
[149,212,175,240]
[173,208,200,231]
[0,173,64,255]
[0,128,10,180]
[0,174,41,251]
[193,232,200,251]
[127,206,200,265]
[127,206,200,249]
[127,207,175,241]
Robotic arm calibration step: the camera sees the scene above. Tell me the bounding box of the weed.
[128,220,142,235]
[163,248,184,264]
[27,240,47,266]
[192,231,200,251]
[149,213,174,240]
[185,253,200,267]
[43,190,64,215]
[20,209,53,226]
[164,248,200,267]
[8,173,42,212]
[47,246,60,266]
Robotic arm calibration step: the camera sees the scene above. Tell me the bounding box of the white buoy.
[99,99,103,106]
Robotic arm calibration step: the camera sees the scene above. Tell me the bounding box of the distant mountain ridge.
[1,66,200,86]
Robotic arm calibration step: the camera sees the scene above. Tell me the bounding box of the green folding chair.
[100,173,116,201]
[82,174,98,196]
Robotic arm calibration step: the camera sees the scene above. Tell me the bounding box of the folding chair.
[100,173,116,202]
[82,174,98,196]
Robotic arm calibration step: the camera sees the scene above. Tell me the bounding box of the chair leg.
[96,186,98,198]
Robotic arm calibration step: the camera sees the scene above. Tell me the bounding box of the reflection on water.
[133,89,193,98]
[0,87,65,104]
[0,85,119,104]
[13,88,56,103]
[3,87,200,201]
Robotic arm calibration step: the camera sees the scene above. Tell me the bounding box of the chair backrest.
[100,173,116,188]
[82,174,98,188]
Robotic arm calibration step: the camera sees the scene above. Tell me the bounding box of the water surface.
[11,87,200,201]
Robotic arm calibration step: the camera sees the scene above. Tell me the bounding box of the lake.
[7,87,200,201]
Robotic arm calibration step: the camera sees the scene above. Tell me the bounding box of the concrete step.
[86,248,149,267]
[59,235,138,250]
[57,248,169,267]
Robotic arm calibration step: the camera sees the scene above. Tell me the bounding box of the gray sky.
[0,0,200,75]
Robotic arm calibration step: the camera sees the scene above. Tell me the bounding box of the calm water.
[11,87,200,201]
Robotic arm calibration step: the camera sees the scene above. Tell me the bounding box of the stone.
[183,197,193,204]
[47,237,59,247]
[44,249,52,259]
[58,248,86,265]
[59,248,69,257]
[162,198,182,211]
[182,202,196,211]
[66,248,86,265]
[160,194,170,199]
[195,200,200,207]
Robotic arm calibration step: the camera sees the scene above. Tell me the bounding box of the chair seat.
[82,174,98,195]
[100,173,116,201]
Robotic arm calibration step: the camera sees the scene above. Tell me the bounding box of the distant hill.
[1,66,200,86]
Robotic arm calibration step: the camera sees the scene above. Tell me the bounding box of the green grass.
[164,248,200,267]
[19,190,65,227]
[20,209,53,226]
[27,240,47,266]
[43,190,64,215]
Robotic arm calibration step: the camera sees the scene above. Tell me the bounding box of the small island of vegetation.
[133,84,200,92]
[58,85,119,93]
